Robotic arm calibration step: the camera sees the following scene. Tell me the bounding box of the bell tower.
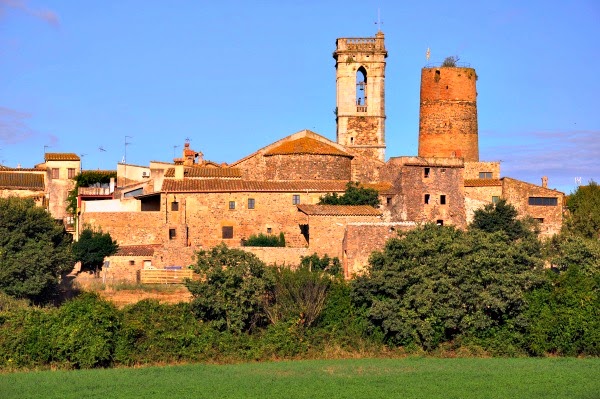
[333,31,387,161]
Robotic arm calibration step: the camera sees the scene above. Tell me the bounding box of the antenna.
[173,145,180,159]
[79,153,87,172]
[44,145,51,157]
[374,8,383,31]
[98,146,106,152]
[575,177,582,186]
[123,136,132,188]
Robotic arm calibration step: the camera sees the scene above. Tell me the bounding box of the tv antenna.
[79,153,87,172]
[98,146,106,152]
[374,8,383,31]
[575,177,582,186]
[173,145,180,159]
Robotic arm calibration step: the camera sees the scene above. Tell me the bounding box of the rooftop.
[164,167,242,178]
[161,179,349,193]
[0,172,45,190]
[297,204,382,216]
[44,153,80,161]
[265,136,352,158]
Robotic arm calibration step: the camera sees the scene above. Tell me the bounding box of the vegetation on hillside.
[564,180,600,239]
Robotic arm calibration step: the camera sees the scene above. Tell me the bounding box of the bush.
[319,182,380,207]
[243,232,285,247]
[442,56,459,67]
[299,253,342,276]
[185,244,273,333]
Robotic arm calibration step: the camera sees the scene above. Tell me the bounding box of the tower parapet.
[333,32,387,162]
[418,66,479,162]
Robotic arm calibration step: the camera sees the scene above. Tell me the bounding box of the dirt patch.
[98,288,192,308]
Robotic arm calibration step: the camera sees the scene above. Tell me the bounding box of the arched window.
[356,67,367,106]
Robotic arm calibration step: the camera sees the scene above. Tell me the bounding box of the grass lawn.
[1,357,598,399]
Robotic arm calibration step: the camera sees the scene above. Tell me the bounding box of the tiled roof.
[464,178,502,187]
[362,181,394,194]
[297,204,382,216]
[164,167,242,178]
[162,179,349,193]
[113,245,159,257]
[0,172,45,190]
[44,153,80,161]
[264,137,352,158]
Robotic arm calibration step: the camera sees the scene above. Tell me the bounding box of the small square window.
[169,228,176,240]
[534,218,544,224]
[424,194,430,204]
[292,194,300,205]
[129,260,135,266]
[68,168,76,179]
[479,172,492,179]
[424,168,430,178]
[436,220,444,226]
[267,227,272,234]
[492,196,500,204]
[440,195,446,205]
[386,197,392,205]
[248,198,255,209]
[229,201,236,210]
[441,168,446,173]
[171,201,179,211]
[222,226,233,239]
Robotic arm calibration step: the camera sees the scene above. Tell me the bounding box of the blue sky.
[1,0,598,194]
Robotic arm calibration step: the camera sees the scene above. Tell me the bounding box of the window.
[222,226,233,239]
[267,227,272,234]
[436,220,444,226]
[424,194,430,204]
[68,168,76,179]
[424,167,430,178]
[386,197,392,205]
[492,196,500,204]
[248,198,255,209]
[528,197,558,206]
[440,195,446,205]
[534,218,544,224]
[229,201,236,210]
[292,194,300,205]
[51,168,59,179]
[479,172,492,179]
[441,168,446,174]
[171,201,179,211]
[169,228,176,240]
[129,260,135,266]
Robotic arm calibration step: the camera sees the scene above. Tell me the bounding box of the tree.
[184,244,272,333]
[72,228,118,274]
[0,197,73,303]
[564,180,600,239]
[352,224,543,349]
[319,182,380,207]
[470,199,537,241]
[442,56,459,67]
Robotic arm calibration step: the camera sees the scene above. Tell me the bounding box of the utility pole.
[124,136,132,187]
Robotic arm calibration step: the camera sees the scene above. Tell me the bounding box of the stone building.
[74,30,564,280]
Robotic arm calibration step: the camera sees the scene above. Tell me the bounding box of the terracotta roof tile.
[297,204,382,216]
[114,245,159,257]
[362,181,394,194]
[265,137,352,158]
[0,172,45,190]
[464,178,502,187]
[44,153,80,161]
[164,167,242,178]
[162,179,349,193]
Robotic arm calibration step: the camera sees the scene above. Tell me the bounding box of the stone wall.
[464,185,502,224]
[80,211,166,246]
[264,154,352,180]
[502,177,564,236]
[343,222,416,278]
[241,247,310,267]
[464,161,500,179]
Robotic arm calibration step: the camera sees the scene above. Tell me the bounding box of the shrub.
[299,253,342,276]
[243,232,285,247]
[442,56,459,67]
[319,182,380,207]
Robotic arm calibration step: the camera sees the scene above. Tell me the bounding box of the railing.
[78,186,112,196]
[138,269,194,284]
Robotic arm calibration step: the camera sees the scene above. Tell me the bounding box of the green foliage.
[51,293,121,368]
[243,232,285,247]
[319,182,380,207]
[0,197,73,303]
[184,244,273,333]
[544,233,600,275]
[564,180,600,239]
[114,300,204,365]
[442,56,459,67]
[470,198,537,241]
[525,265,600,356]
[352,224,543,349]
[264,266,331,328]
[299,253,342,276]
[66,170,117,215]
[72,228,118,274]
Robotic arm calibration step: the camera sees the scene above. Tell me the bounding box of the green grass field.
[1,358,598,399]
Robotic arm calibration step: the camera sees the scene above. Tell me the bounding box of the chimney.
[109,177,115,193]
[175,164,184,179]
[541,176,548,188]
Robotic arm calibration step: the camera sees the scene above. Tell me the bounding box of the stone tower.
[418,66,479,161]
[333,31,387,162]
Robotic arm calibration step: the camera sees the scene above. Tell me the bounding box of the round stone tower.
[418,66,479,162]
